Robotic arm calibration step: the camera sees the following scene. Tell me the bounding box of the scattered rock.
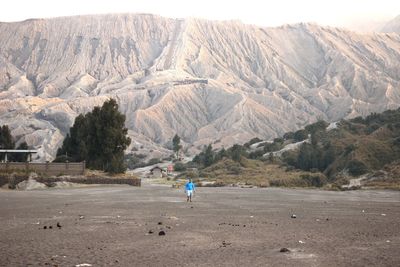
[299,240,305,244]
[16,178,47,190]
[291,214,297,218]
[221,241,231,247]
[57,222,61,229]
[158,230,166,236]
[148,230,154,234]
[280,248,290,253]
[79,215,85,220]
[158,222,163,225]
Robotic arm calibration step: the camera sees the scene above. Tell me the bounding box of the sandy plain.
[0,183,399,266]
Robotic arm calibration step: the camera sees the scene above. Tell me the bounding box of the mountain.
[0,14,400,161]
[381,15,400,33]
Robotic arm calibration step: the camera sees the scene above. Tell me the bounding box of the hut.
[150,166,164,178]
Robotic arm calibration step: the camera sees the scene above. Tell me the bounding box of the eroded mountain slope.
[0,14,399,160]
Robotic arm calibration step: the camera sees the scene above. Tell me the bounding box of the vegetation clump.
[55,99,131,174]
[178,108,400,189]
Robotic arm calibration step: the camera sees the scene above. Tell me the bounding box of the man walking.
[185,179,196,202]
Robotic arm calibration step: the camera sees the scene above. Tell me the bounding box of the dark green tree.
[204,144,214,167]
[244,137,262,148]
[56,114,89,162]
[347,160,368,176]
[305,120,329,134]
[230,144,244,162]
[215,147,227,161]
[0,125,15,161]
[293,129,308,142]
[0,125,14,149]
[248,149,264,159]
[172,134,182,158]
[12,142,29,162]
[322,142,336,170]
[56,99,131,173]
[297,143,312,170]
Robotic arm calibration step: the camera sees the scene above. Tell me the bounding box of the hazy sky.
[1,0,399,30]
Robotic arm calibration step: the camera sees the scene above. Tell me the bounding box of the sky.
[1,0,400,31]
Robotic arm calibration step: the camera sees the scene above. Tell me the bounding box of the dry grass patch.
[199,158,326,187]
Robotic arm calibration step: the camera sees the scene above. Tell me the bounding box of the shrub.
[125,153,146,169]
[227,165,241,175]
[147,158,161,165]
[344,144,357,156]
[347,160,368,176]
[282,151,297,167]
[186,172,198,179]
[365,123,380,134]
[248,150,264,159]
[294,129,308,142]
[174,162,186,171]
[263,142,283,153]
[283,131,295,140]
[305,120,329,134]
[300,174,327,187]
[269,179,287,187]
[244,137,262,147]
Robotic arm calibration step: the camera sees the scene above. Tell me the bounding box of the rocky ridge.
[381,15,400,33]
[0,14,400,160]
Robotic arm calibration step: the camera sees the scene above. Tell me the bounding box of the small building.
[167,164,174,174]
[150,166,164,178]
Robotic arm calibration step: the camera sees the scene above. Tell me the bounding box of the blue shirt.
[185,182,195,191]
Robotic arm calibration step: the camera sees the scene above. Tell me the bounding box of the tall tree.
[0,125,15,161]
[97,99,131,173]
[0,125,14,149]
[172,134,182,158]
[230,144,244,162]
[203,144,214,167]
[56,99,131,173]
